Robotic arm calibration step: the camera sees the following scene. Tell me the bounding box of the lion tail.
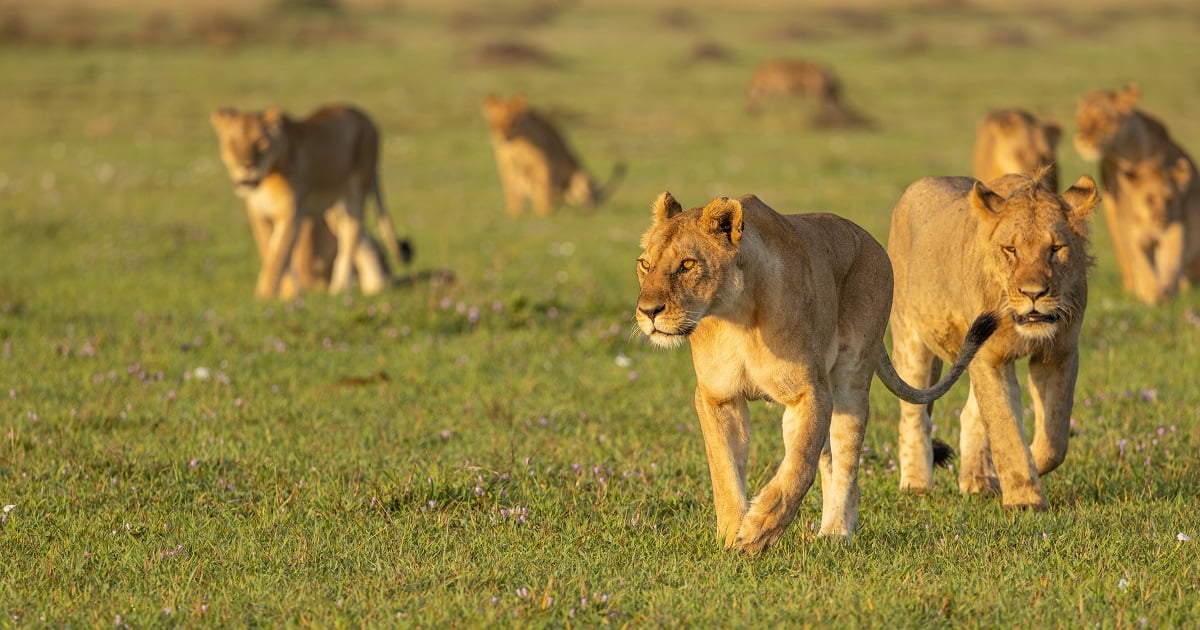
[594,160,628,207]
[874,311,1000,405]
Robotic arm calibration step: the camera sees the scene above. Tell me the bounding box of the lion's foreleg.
[694,389,751,548]
[353,234,391,296]
[1150,224,1186,301]
[1104,196,1137,293]
[969,363,1048,510]
[892,329,937,493]
[257,214,302,300]
[1027,348,1079,477]
[957,386,1000,495]
[735,384,830,553]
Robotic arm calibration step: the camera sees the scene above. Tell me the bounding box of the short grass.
[2,1,1199,626]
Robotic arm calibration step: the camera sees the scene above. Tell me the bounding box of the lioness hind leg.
[327,199,365,295]
[818,376,869,539]
[735,388,831,553]
[957,387,1000,496]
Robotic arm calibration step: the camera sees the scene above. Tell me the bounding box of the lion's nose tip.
[638,303,665,319]
[1019,286,1048,302]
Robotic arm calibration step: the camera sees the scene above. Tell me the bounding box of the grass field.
[2,0,1199,626]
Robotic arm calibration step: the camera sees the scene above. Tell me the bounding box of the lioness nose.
[638,303,665,319]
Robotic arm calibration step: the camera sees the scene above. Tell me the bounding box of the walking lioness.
[635,192,998,552]
[210,104,411,299]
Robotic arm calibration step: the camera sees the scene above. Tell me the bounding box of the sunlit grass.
[1,1,1199,626]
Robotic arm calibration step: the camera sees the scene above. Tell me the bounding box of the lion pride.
[887,168,1099,510]
[635,192,997,551]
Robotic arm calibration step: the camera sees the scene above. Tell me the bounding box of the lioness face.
[1117,157,1191,226]
[971,176,1098,341]
[635,193,743,349]
[210,108,286,195]
[1073,85,1139,162]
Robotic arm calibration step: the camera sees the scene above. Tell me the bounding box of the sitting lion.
[635,192,998,552]
[481,94,625,217]
[972,108,1061,192]
[1073,84,1200,303]
[210,104,411,299]
[887,168,1099,510]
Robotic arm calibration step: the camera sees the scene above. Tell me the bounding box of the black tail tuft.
[966,311,1001,346]
[398,239,414,265]
[932,437,956,468]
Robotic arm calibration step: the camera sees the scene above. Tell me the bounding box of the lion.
[1073,83,1200,303]
[481,94,625,217]
[972,108,1061,192]
[210,104,411,299]
[635,192,999,552]
[745,59,841,114]
[887,168,1099,511]
[1110,155,1200,303]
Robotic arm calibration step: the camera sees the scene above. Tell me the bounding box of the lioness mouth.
[1013,312,1059,325]
[238,178,262,189]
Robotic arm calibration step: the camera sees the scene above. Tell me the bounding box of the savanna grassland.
[1,0,1199,626]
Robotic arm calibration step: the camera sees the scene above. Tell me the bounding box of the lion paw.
[732,487,796,553]
[959,475,1002,496]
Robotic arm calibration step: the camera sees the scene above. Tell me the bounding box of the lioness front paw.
[958,475,1001,496]
[732,487,796,553]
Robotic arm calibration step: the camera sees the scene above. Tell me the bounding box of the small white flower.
[1178,533,1191,542]
[1118,577,1129,591]
[2,505,14,514]
[192,366,211,381]
[614,354,633,368]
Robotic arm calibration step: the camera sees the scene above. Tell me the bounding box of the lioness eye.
[679,259,697,272]
[637,259,650,272]
[1002,246,1017,257]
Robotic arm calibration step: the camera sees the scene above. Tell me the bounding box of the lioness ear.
[1170,157,1193,190]
[651,191,683,223]
[1061,175,1099,230]
[512,94,528,110]
[210,107,237,129]
[262,106,285,135]
[700,196,744,246]
[1117,84,1140,112]
[968,181,1004,220]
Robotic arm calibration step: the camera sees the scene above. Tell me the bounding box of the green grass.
[2,1,1200,626]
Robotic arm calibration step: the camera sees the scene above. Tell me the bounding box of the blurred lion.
[481,94,625,216]
[1073,83,1200,303]
[972,108,1061,191]
[210,104,411,299]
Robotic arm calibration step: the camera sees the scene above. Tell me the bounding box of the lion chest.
[689,320,833,402]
